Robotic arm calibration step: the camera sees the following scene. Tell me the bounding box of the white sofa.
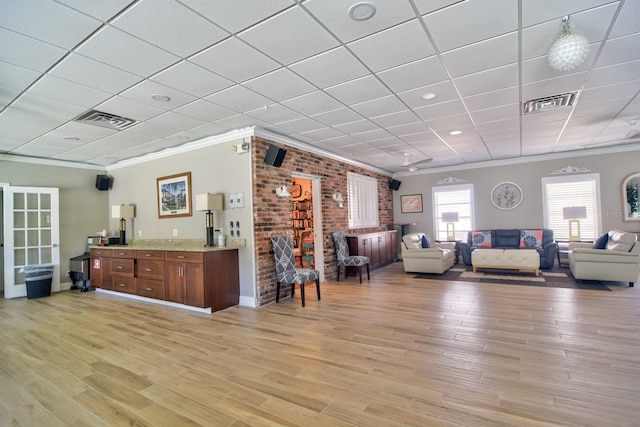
[569,230,640,287]
[401,233,455,274]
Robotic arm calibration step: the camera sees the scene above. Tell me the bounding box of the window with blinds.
[347,172,379,229]
[432,184,474,241]
[542,174,601,240]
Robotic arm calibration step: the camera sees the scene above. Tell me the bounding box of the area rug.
[414,266,614,291]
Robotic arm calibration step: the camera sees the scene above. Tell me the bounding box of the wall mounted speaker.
[389,179,401,191]
[95,174,111,191]
[264,144,287,167]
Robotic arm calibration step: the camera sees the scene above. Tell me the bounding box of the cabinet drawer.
[112,275,136,294]
[137,260,165,280]
[165,251,203,263]
[110,249,136,259]
[136,250,165,260]
[136,278,165,300]
[90,248,112,258]
[111,258,134,275]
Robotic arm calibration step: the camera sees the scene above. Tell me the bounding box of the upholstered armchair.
[401,233,455,274]
[569,230,640,287]
[270,235,321,306]
[331,231,370,283]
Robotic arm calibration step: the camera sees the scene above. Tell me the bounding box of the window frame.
[347,172,379,229]
[431,183,475,241]
[541,173,602,240]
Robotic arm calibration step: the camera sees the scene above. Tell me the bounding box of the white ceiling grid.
[0,0,638,172]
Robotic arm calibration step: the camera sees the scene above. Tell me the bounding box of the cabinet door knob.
[116,266,123,269]
[119,283,126,287]
[145,268,152,272]
[145,287,152,291]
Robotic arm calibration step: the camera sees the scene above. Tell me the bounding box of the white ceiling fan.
[580,120,640,148]
[401,153,432,171]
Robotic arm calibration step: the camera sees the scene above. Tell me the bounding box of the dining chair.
[270,235,320,307]
[331,231,370,283]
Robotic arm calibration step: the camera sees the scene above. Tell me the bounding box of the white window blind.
[347,172,379,229]
[542,174,601,240]
[432,184,474,241]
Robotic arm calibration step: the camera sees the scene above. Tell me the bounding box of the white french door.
[3,186,60,299]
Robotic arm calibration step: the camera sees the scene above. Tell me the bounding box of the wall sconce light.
[548,15,589,72]
[196,193,224,247]
[332,192,344,208]
[111,204,135,245]
[563,206,587,240]
[232,139,250,154]
[276,185,291,197]
[441,211,459,241]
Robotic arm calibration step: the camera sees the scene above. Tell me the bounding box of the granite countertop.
[90,238,246,252]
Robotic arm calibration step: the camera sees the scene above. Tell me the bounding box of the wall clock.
[491,182,523,210]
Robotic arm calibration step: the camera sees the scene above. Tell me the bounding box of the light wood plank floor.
[1,262,639,426]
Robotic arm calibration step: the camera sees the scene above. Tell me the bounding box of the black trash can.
[22,265,54,299]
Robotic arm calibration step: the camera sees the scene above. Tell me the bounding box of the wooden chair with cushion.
[331,231,370,283]
[270,235,320,307]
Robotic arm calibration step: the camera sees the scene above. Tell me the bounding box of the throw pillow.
[519,229,543,249]
[421,234,431,248]
[471,231,492,248]
[592,233,609,249]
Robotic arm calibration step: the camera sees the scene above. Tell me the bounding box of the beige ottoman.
[472,249,540,276]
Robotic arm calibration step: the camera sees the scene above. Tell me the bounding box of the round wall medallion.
[491,182,523,210]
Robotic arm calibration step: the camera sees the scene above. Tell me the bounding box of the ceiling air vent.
[73,110,138,131]
[522,91,578,115]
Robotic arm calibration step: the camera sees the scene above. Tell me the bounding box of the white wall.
[392,150,640,237]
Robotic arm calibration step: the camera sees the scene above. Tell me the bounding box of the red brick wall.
[252,136,394,306]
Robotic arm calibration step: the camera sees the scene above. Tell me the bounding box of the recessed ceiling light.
[151,94,171,102]
[450,130,462,135]
[348,2,376,21]
[421,92,437,100]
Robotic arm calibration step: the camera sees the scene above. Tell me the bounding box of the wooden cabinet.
[90,247,239,312]
[166,251,205,307]
[90,248,112,290]
[347,230,397,270]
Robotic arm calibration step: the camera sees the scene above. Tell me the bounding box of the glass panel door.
[3,186,59,299]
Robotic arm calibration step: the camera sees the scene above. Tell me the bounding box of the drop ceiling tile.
[426,113,473,131]
[49,53,142,94]
[0,86,20,108]
[190,37,280,83]
[304,0,416,43]
[245,104,302,124]
[205,85,271,112]
[274,117,326,134]
[0,0,101,49]
[238,7,339,65]
[423,0,517,52]
[347,19,435,72]
[188,122,235,139]
[289,47,369,89]
[441,32,518,78]
[96,95,166,121]
[521,72,589,100]
[387,121,431,137]
[376,56,447,92]
[112,0,229,57]
[350,95,407,117]
[396,80,458,108]
[414,99,467,121]
[325,75,391,105]
[370,111,421,129]
[596,33,640,68]
[352,128,394,142]
[0,61,40,92]
[152,61,234,97]
[180,0,295,34]
[243,68,316,102]
[122,121,178,139]
[610,1,640,38]
[281,91,344,116]
[332,119,379,134]
[299,127,345,141]
[76,27,179,77]
[587,59,640,88]
[522,0,619,27]
[13,93,85,121]
[470,104,520,124]
[0,28,68,72]
[413,0,461,15]
[579,79,640,105]
[147,111,207,130]
[521,49,597,84]
[174,99,237,122]
[56,0,134,21]
[29,75,112,107]
[311,108,364,127]
[119,80,196,109]
[53,121,119,140]
[464,87,519,112]
[454,63,519,97]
